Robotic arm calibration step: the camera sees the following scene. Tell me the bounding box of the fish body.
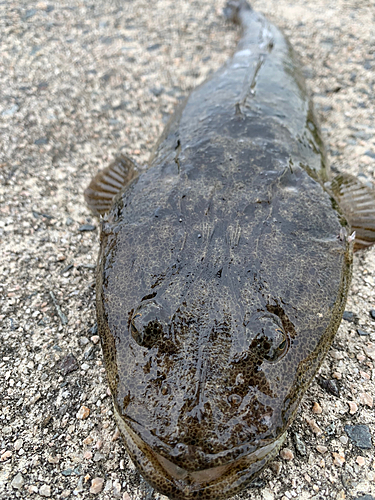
[85,2,375,499]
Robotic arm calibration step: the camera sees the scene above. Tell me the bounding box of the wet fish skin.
[87,2,356,499]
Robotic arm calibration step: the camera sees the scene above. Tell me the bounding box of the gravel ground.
[1,1,374,499]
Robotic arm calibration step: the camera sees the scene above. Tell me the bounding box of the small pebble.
[150,86,165,97]
[112,427,121,441]
[364,344,375,361]
[113,479,121,497]
[47,454,60,464]
[91,335,100,344]
[262,489,275,500]
[78,224,96,232]
[280,448,294,461]
[11,473,24,490]
[292,432,306,456]
[344,425,372,449]
[14,439,23,451]
[357,328,370,336]
[316,445,328,454]
[359,392,373,408]
[332,452,345,466]
[95,439,103,450]
[312,402,322,414]
[317,376,340,397]
[41,414,52,428]
[356,456,365,466]
[1,450,12,461]
[75,477,84,493]
[348,401,358,414]
[370,310,375,320]
[28,485,39,494]
[331,351,345,360]
[93,452,105,462]
[343,311,355,322]
[83,436,93,445]
[305,417,323,435]
[122,493,131,500]
[84,345,94,359]
[76,406,90,420]
[62,468,74,477]
[360,370,370,380]
[79,336,90,347]
[39,484,51,497]
[104,480,113,493]
[2,104,19,117]
[90,477,104,494]
[270,461,282,475]
[325,422,335,436]
[84,450,93,459]
[59,354,78,376]
[90,323,98,335]
[339,435,348,445]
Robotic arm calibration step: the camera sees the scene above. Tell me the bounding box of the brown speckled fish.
[85,1,375,498]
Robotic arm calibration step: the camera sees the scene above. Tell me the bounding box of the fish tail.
[223,1,252,25]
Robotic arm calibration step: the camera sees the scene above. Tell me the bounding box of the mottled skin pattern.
[96,3,352,499]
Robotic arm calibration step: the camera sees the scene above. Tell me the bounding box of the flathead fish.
[85,1,375,498]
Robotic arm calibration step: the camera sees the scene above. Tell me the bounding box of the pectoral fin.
[326,173,375,251]
[84,154,139,215]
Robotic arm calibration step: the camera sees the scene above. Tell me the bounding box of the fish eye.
[263,327,287,362]
[130,314,141,335]
[246,313,288,362]
[129,301,167,348]
[263,328,287,362]
[277,338,287,351]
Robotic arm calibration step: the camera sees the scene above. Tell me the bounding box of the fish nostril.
[173,443,189,456]
[228,393,242,406]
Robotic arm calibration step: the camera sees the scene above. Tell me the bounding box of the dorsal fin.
[326,173,375,251]
[84,154,139,216]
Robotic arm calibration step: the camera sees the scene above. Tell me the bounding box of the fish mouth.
[113,404,286,500]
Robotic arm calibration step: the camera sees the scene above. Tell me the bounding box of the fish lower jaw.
[113,403,286,500]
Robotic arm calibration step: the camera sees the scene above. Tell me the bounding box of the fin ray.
[327,173,375,251]
[84,154,139,215]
